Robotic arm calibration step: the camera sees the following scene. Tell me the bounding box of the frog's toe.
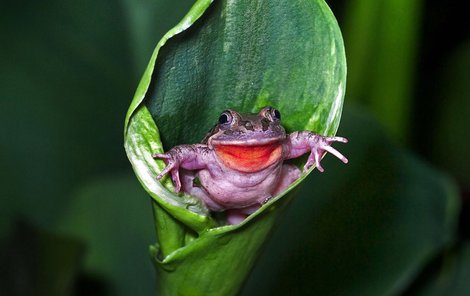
[171,169,182,192]
[156,161,175,180]
[153,153,171,159]
[326,136,348,143]
[156,169,168,180]
[304,149,324,173]
[324,145,348,164]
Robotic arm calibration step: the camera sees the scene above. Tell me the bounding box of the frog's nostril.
[243,121,254,131]
[261,118,270,131]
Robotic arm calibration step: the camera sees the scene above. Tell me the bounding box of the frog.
[153,106,348,224]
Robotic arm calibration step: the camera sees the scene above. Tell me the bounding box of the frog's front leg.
[152,144,212,192]
[285,131,348,172]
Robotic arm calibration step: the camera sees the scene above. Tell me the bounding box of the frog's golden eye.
[219,111,232,125]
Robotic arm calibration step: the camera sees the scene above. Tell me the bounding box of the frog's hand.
[285,132,348,173]
[153,144,211,192]
[153,153,182,191]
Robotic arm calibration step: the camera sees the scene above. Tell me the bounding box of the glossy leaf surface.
[142,0,346,148]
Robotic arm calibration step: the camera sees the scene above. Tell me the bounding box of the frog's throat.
[213,143,283,173]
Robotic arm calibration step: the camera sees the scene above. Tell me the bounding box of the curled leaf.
[124,0,346,293]
[125,0,345,228]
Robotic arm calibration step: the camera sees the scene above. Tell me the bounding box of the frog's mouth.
[213,141,283,173]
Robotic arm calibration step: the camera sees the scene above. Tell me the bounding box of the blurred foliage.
[0,222,83,296]
[343,0,422,142]
[56,175,156,296]
[432,43,470,188]
[0,0,194,235]
[242,106,459,295]
[0,0,133,233]
[0,0,469,295]
[406,242,470,296]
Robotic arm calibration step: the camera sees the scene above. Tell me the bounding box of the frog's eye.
[219,112,232,125]
[267,108,281,121]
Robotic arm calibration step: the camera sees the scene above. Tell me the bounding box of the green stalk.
[343,0,422,143]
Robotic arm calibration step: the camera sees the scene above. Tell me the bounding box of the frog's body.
[153,107,348,224]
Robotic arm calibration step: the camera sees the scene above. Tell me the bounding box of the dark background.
[0,0,469,295]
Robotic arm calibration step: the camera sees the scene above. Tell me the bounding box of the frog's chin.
[213,141,283,173]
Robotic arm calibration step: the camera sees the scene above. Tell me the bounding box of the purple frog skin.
[153,106,348,224]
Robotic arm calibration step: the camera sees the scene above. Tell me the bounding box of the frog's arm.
[153,144,212,192]
[284,131,348,172]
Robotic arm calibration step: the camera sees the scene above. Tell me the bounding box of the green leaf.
[342,0,423,142]
[242,106,460,295]
[57,175,156,296]
[432,43,470,185]
[124,0,346,294]
[0,0,136,233]
[125,0,345,225]
[0,222,83,296]
[406,242,470,296]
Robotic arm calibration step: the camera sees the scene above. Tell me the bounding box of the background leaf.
[405,243,470,296]
[57,175,156,296]
[0,222,83,296]
[0,0,135,233]
[342,0,422,142]
[432,43,470,189]
[242,106,460,295]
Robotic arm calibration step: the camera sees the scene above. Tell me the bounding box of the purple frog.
[153,106,348,224]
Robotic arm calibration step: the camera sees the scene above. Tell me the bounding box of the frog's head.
[204,106,286,172]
